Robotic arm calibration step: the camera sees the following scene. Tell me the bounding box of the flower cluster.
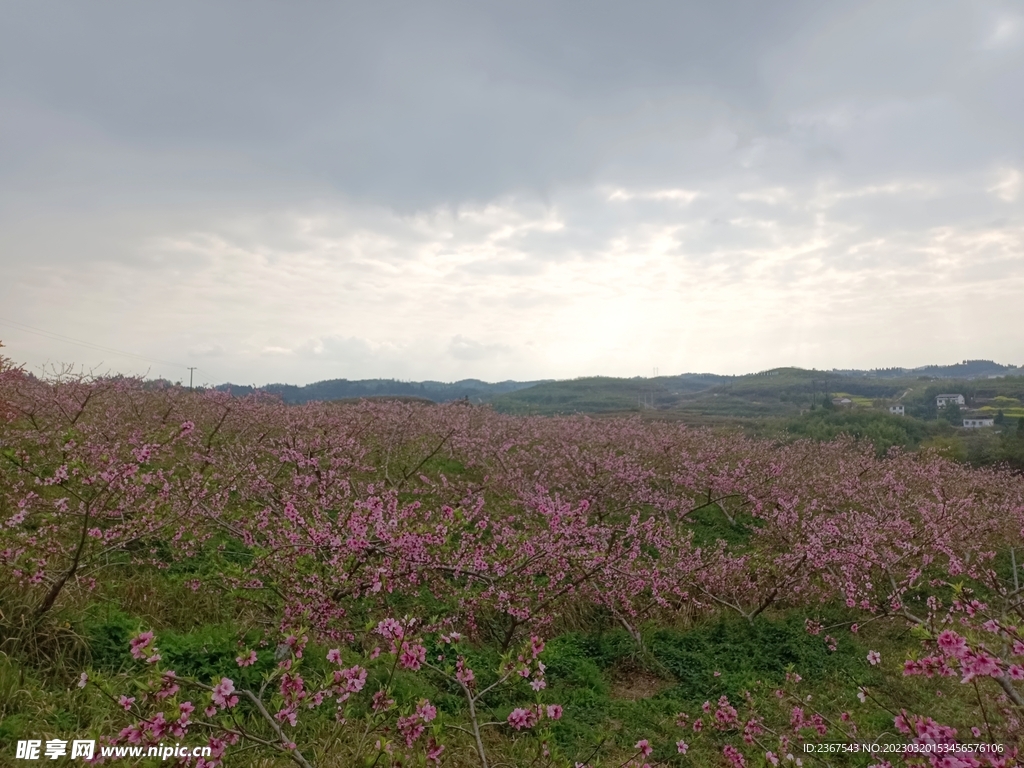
[4,368,1024,765]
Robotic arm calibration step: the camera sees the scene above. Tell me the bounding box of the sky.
[1,1,1022,386]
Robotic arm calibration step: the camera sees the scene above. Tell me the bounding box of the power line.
[0,315,189,370]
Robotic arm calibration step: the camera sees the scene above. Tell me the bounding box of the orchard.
[2,350,1023,767]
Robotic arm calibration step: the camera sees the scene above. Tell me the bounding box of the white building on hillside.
[963,418,994,428]
[936,394,965,408]
[889,405,905,415]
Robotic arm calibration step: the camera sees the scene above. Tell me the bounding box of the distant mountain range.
[214,377,549,404]
[213,360,1023,406]
[831,360,1024,380]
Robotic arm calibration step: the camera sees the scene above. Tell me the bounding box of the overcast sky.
[1,1,1022,385]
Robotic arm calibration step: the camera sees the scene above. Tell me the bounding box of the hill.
[215,377,548,404]
[210,361,1024,422]
[833,359,1024,379]
[487,373,732,414]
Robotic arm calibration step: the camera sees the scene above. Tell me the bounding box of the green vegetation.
[489,370,1024,469]
[0,549,927,767]
[782,409,941,454]
[489,374,732,415]
[3,353,1023,766]
[490,377,653,414]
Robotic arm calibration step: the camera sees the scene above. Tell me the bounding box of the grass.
[0,600,932,767]
[831,393,876,407]
[978,406,1024,418]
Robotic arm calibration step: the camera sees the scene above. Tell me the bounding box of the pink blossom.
[397,713,425,747]
[371,690,394,712]
[959,651,1002,682]
[129,631,156,660]
[155,671,179,699]
[12,370,1024,764]
[507,707,537,730]
[275,707,298,727]
[399,641,426,670]
[530,636,545,657]
[867,650,881,666]
[376,618,404,641]
[417,700,437,722]
[936,630,968,659]
[723,744,747,768]
[333,665,367,695]
[426,737,445,764]
[211,678,239,709]
[120,725,144,744]
[455,657,475,686]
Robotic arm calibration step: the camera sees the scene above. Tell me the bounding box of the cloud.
[298,336,407,365]
[608,188,700,204]
[989,168,1022,202]
[0,1,1022,382]
[188,342,225,358]
[448,336,512,362]
[984,15,1021,49]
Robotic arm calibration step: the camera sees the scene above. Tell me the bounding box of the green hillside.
[488,373,732,414]
[492,369,1024,418]
[490,376,660,414]
[488,371,1024,469]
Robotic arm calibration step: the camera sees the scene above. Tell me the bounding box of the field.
[977,398,1024,420]
[2,354,1024,767]
[490,370,1024,422]
[490,372,1024,470]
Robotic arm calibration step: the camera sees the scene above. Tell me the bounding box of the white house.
[889,405,905,415]
[963,418,994,428]
[831,397,852,406]
[936,394,965,408]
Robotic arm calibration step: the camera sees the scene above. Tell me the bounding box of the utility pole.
[187,367,197,391]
